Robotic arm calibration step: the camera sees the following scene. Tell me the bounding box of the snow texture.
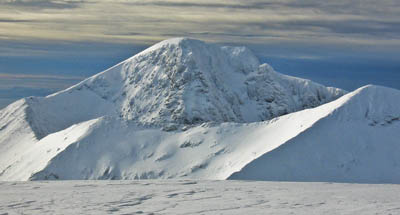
[1,180,400,215]
[0,38,399,183]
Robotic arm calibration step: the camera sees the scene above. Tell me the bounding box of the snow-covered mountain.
[0,38,398,183]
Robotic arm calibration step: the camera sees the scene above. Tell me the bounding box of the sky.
[0,0,399,108]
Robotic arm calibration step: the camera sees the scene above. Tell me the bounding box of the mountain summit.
[45,38,345,130]
[83,38,344,126]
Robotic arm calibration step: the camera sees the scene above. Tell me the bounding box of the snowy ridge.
[2,85,399,182]
[0,99,37,177]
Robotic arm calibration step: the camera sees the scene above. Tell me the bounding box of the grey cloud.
[0,0,399,55]
[0,74,83,91]
[102,32,147,37]
[2,0,82,10]
[0,73,84,81]
[122,0,400,40]
[303,1,400,15]
[124,0,398,15]
[250,19,400,38]
[124,1,273,10]
[0,87,55,99]
[247,1,400,16]
[166,32,281,40]
[320,20,400,36]
[0,18,33,23]
[0,39,145,57]
[125,1,344,11]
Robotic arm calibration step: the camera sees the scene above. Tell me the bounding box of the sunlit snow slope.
[1,38,398,183]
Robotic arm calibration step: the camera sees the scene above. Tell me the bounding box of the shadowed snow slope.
[1,38,398,182]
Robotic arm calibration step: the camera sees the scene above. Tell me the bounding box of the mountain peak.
[136,37,204,57]
[69,38,344,127]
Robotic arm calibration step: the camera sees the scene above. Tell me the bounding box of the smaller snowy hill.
[229,85,400,183]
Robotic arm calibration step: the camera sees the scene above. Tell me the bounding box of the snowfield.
[0,38,399,184]
[1,180,400,215]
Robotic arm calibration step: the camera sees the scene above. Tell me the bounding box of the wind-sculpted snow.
[2,180,400,215]
[0,38,399,183]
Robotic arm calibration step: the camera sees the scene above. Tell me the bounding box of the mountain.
[1,38,398,183]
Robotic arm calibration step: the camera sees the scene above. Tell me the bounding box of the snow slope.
[229,85,400,183]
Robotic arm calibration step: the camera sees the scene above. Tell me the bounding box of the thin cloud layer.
[0,72,84,108]
[0,73,83,89]
[2,0,82,10]
[0,0,399,48]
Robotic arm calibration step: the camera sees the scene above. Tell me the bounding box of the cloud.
[0,86,55,98]
[124,1,280,10]
[0,18,33,23]
[0,73,83,80]
[0,39,146,58]
[0,0,398,41]
[0,73,83,108]
[0,0,399,61]
[0,73,83,107]
[1,0,82,10]
[0,73,83,89]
